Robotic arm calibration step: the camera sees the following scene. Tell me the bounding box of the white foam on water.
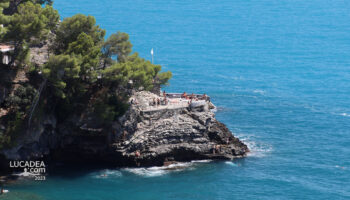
[225,161,238,167]
[236,134,273,158]
[335,165,347,170]
[122,167,168,177]
[166,162,194,169]
[340,113,350,117]
[92,169,123,179]
[253,89,266,95]
[13,171,36,177]
[191,159,212,163]
[122,161,207,177]
[246,140,273,158]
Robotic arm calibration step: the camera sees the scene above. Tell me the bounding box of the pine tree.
[0,0,10,38]
[102,32,133,65]
[5,1,59,64]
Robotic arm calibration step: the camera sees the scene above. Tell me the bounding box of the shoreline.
[0,157,250,186]
[0,91,249,179]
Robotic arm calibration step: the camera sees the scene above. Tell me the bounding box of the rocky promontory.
[0,4,248,175]
[111,91,249,166]
[0,91,248,173]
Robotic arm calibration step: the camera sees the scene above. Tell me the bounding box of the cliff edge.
[111,91,249,166]
[0,91,249,172]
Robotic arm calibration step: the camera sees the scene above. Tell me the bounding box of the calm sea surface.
[4,0,350,199]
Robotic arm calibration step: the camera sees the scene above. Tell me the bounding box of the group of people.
[181,92,208,102]
[150,91,169,106]
[150,97,168,106]
[147,91,209,107]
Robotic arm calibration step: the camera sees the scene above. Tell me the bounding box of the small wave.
[122,167,168,177]
[246,141,273,158]
[191,159,212,163]
[13,171,37,177]
[92,169,122,179]
[335,165,347,170]
[122,161,210,177]
[225,161,238,167]
[253,89,265,95]
[235,134,272,158]
[340,113,350,117]
[215,106,232,113]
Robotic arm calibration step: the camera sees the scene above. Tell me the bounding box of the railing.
[141,99,189,112]
[134,93,210,112]
[140,98,208,112]
[165,93,210,101]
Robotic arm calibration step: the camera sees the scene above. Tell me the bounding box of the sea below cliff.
[2,0,350,199]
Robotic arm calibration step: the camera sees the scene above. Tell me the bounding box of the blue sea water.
[5,0,350,199]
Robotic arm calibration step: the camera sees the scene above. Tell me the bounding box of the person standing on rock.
[135,151,141,167]
[215,145,220,154]
[181,92,187,99]
[202,93,207,101]
[164,95,168,105]
[190,93,195,100]
[123,130,127,141]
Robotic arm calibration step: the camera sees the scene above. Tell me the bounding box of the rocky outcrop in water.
[111,91,249,166]
[0,91,248,172]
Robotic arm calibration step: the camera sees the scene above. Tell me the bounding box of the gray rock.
[112,91,249,166]
[0,91,249,170]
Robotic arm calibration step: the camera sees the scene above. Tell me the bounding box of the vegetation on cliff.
[0,0,172,149]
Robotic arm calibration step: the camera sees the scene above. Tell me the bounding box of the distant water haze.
[6,0,350,199]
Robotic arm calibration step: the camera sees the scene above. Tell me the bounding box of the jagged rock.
[0,91,248,172]
[111,91,249,166]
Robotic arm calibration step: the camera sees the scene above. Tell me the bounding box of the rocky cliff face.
[0,91,248,172]
[111,91,249,166]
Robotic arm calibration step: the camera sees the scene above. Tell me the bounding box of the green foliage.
[91,90,129,123]
[1,85,36,149]
[0,111,25,149]
[157,71,172,86]
[93,98,129,123]
[5,85,37,113]
[102,53,157,90]
[0,0,10,37]
[102,31,132,64]
[3,0,54,16]
[54,14,105,54]
[52,15,104,84]
[66,32,101,82]
[6,2,59,43]
[0,3,173,144]
[2,1,59,65]
[43,54,81,99]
